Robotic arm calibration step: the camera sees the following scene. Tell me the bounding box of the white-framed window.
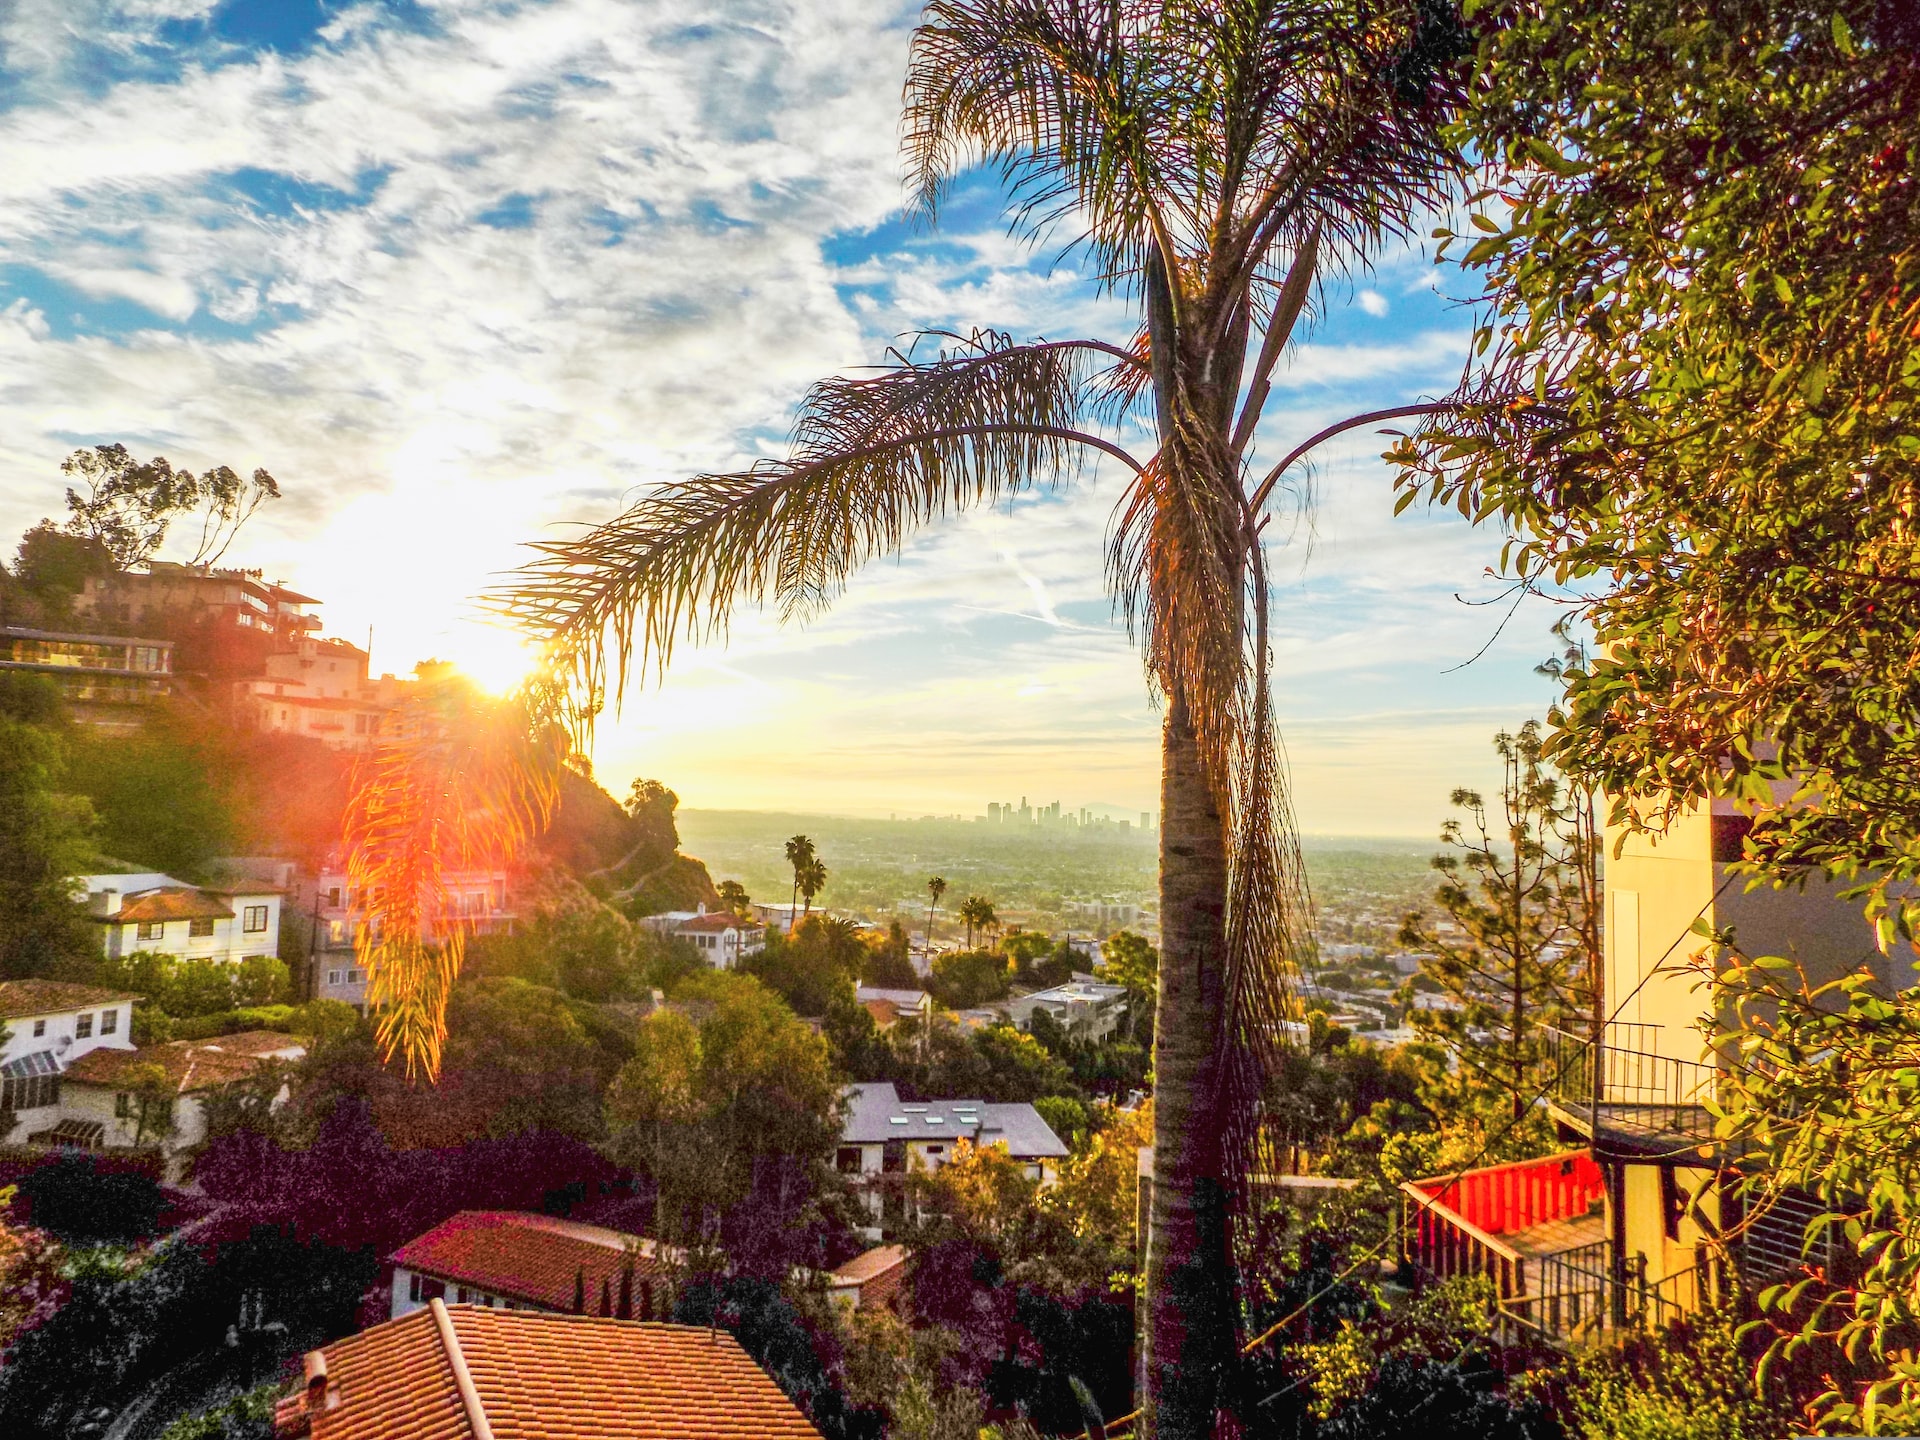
[327,970,342,987]
[2,1075,58,1110]
[100,1008,117,1035]
[347,969,364,984]
[75,1013,93,1039]
[243,905,269,933]
[115,1092,131,1118]
[32,1019,45,1038]
[188,917,215,938]
[136,920,163,942]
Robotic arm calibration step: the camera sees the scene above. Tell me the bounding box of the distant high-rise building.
[988,802,1002,824]
[1141,811,1152,831]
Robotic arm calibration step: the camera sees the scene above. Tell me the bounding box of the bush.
[171,1006,297,1042]
[232,956,290,1008]
[13,1152,165,1244]
[928,950,1011,1010]
[160,1382,281,1440]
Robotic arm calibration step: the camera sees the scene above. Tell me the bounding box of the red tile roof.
[275,1301,823,1440]
[62,1032,304,1095]
[102,887,234,923]
[829,1244,910,1311]
[389,1211,675,1313]
[0,980,139,1020]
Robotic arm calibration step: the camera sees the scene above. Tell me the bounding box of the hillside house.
[1401,792,1898,1342]
[54,1030,305,1179]
[301,865,513,1007]
[387,1210,677,1320]
[0,981,139,1142]
[1005,975,1129,1041]
[637,906,765,970]
[826,1244,910,1313]
[77,872,282,968]
[839,1081,1068,1239]
[0,627,172,730]
[853,986,931,1030]
[74,562,321,679]
[232,636,411,749]
[273,1301,823,1440]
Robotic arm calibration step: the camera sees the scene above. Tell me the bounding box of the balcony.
[1542,1023,1718,1152]
[1401,1150,1615,1342]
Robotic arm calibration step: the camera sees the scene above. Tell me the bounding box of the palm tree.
[783,834,815,927]
[797,856,828,916]
[498,7,1464,1431]
[925,875,947,956]
[959,894,996,950]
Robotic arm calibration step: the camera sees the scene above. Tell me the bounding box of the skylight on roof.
[902,1105,928,1112]
[926,1116,944,1124]
[889,1117,909,1125]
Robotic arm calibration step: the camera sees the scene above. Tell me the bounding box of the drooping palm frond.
[493,332,1145,731]
[342,673,567,1079]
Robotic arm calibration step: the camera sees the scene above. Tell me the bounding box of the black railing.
[1544,1024,1719,1142]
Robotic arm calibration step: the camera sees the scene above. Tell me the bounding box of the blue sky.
[0,0,1568,836]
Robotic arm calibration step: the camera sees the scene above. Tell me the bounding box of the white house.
[76,873,282,967]
[0,981,139,1141]
[54,1030,305,1180]
[853,986,932,1031]
[1004,975,1130,1041]
[638,906,766,970]
[837,1081,1068,1239]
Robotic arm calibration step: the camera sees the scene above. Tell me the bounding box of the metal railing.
[1545,1024,1720,1142]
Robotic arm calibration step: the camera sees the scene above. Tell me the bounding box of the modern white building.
[76,873,282,967]
[1004,975,1130,1041]
[638,906,766,970]
[0,981,139,1141]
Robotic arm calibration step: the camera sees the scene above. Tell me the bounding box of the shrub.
[232,956,290,1008]
[159,1382,281,1440]
[13,1152,164,1244]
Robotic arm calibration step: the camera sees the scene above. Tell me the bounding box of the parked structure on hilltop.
[0,626,173,729]
[1401,792,1895,1343]
[838,1081,1068,1239]
[75,872,282,968]
[273,1301,823,1439]
[637,905,765,970]
[387,1211,677,1320]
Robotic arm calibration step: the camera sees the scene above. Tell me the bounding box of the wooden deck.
[1505,1208,1605,1261]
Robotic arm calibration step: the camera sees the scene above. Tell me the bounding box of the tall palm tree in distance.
[797,856,828,916]
[499,5,1466,1431]
[925,874,948,956]
[783,834,815,925]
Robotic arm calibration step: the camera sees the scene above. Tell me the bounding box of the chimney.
[280,1349,336,1436]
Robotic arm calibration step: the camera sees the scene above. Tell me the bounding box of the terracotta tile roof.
[0,980,139,1019]
[675,912,748,933]
[275,1301,824,1440]
[389,1211,676,1313]
[862,998,903,1028]
[103,887,234,923]
[62,1032,305,1095]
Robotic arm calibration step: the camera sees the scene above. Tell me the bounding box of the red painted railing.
[1407,1150,1603,1237]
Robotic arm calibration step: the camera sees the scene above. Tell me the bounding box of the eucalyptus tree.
[499,3,1466,1431]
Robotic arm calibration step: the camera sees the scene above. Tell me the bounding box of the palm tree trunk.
[1144,694,1236,1440]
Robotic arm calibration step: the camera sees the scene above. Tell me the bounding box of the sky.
[0,0,1572,837]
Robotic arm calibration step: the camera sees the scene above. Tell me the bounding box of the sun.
[442,623,540,696]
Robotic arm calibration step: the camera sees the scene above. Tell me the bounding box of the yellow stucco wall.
[1605,803,1717,1060]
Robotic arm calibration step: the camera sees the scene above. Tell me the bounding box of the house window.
[75,1014,93,1039]
[136,921,163,942]
[353,713,368,734]
[836,1146,864,1174]
[115,1093,131,1119]
[1,1076,57,1111]
[243,905,269,933]
[326,970,342,987]
[189,917,215,938]
[325,887,342,907]
[347,969,363,985]
[32,1020,45,1038]
[100,1008,117,1035]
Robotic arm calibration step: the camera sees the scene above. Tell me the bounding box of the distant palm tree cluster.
[784,834,827,917]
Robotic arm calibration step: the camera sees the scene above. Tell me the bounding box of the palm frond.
[342,674,567,1079]
[494,332,1142,729]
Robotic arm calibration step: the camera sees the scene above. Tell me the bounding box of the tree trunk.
[1144,694,1236,1440]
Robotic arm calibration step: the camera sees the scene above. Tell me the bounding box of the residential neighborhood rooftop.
[274,1301,823,1439]
[0,980,141,1020]
[94,887,237,923]
[388,1211,674,1313]
[842,1082,1068,1158]
[62,1031,305,1094]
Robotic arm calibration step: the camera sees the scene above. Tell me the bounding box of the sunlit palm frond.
[343,674,567,1080]
[494,332,1143,731]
